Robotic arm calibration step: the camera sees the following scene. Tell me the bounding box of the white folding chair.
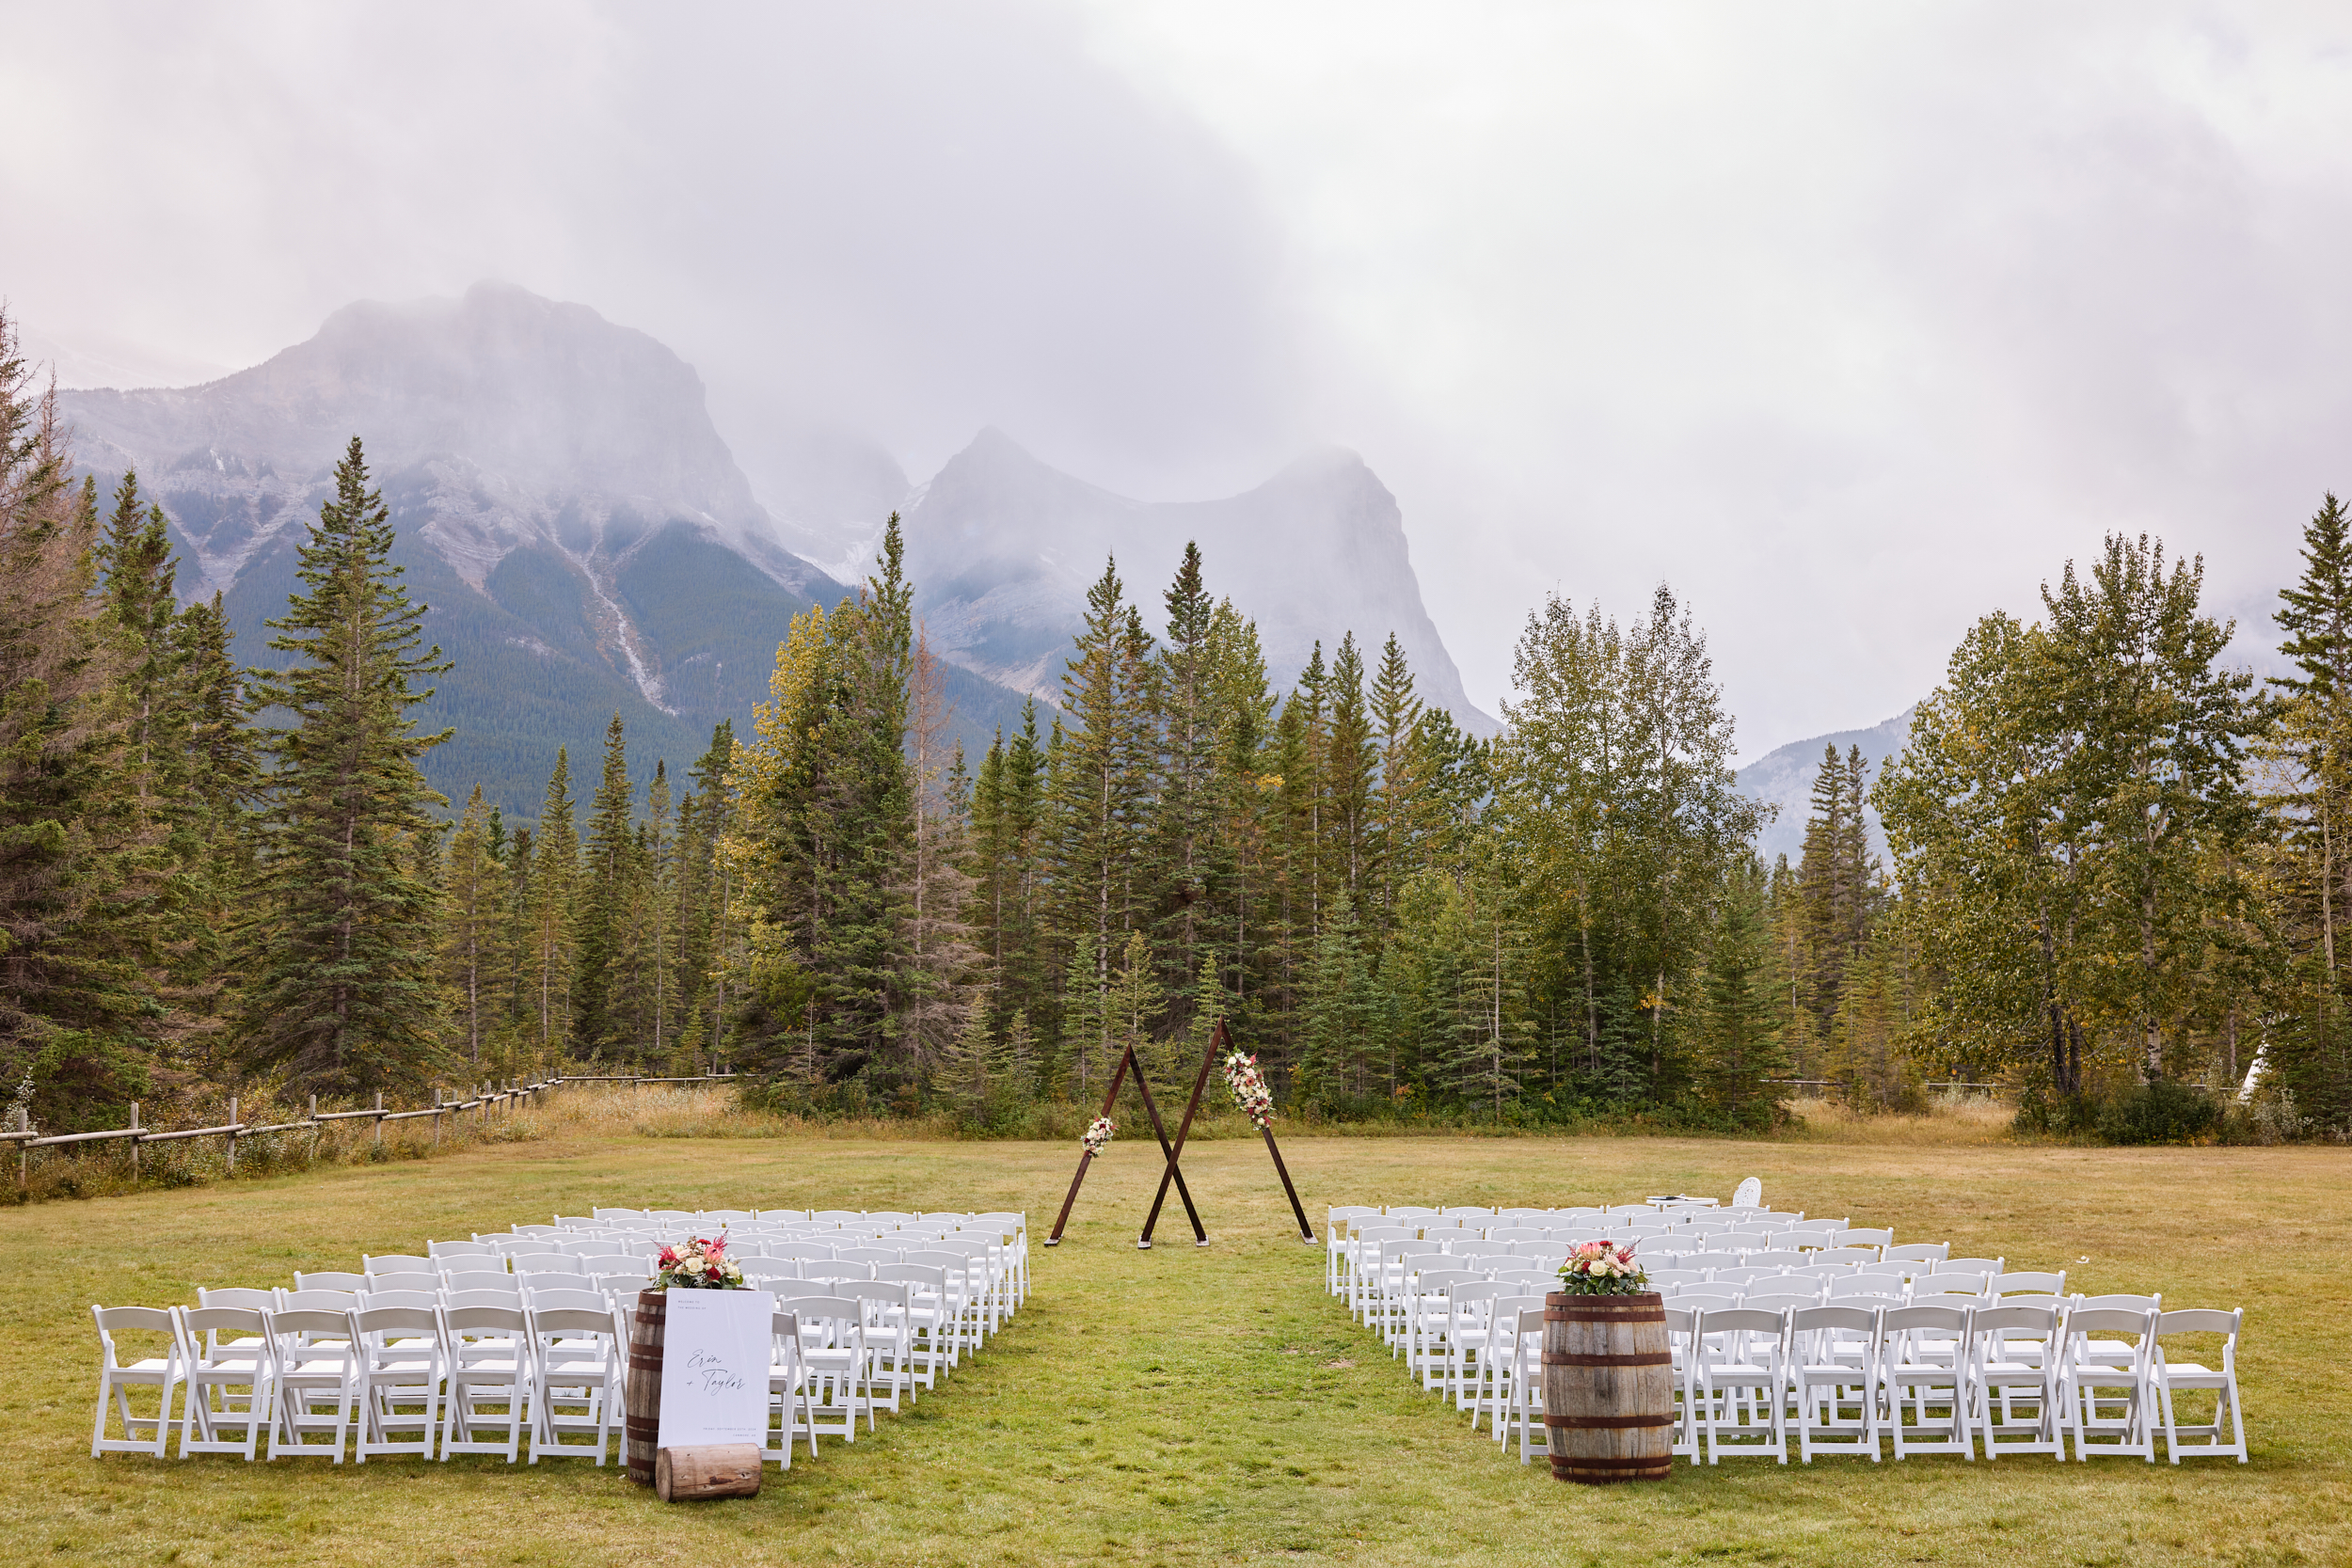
[264,1307,355,1461]
[1503,1307,1549,1465]
[847,1282,914,1415]
[1971,1303,2064,1459]
[780,1296,869,1442]
[876,1264,955,1389]
[2152,1308,2246,1463]
[440,1304,531,1462]
[1692,1307,1787,1464]
[175,1306,274,1460]
[527,1304,621,1463]
[89,1306,183,1458]
[1880,1306,1976,1460]
[2063,1306,2157,1461]
[1789,1305,1880,1463]
[349,1305,444,1461]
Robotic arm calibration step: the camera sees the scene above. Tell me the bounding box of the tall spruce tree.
[236,437,452,1095]
[572,713,633,1053]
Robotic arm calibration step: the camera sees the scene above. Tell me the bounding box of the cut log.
[1542,1291,1674,1483]
[624,1288,667,1484]
[656,1443,764,1500]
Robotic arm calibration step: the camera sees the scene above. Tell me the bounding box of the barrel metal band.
[1541,1350,1673,1367]
[1545,1413,1676,1429]
[1553,1456,1674,1468]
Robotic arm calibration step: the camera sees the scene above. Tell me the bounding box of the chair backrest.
[1972,1303,2059,1337]
[577,1254,650,1275]
[279,1289,358,1311]
[834,1246,902,1265]
[182,1305,268,1346]
[442,1289,524,1311]
[368,1272,439,1294]
[1744,1251,1811,1270]
[1740,1291,1822,1316]
[1882,1242,1947,1262]
[1790,1304,1879,1336]
[778,1294,863,1332]
[1826,1277,1903,1302]
[1882,1304,1971,1338]
[513,1254,582,1275]
[1908,1291,1989,1312]
[1928,1273,1991,1296]
[1940,1257,2003,1275]
[427,1240,497,1259]
[2154,1307,2237,1338]
[267,1307,351,1338]
[199,1286,278,1312]
[1714,1230,1773,1250]
[523,1285,610,1312]
[442,1303,529,1335]
[294,1271,369,1291]
[1813,1247,1880,1267]
[1840,1228,1895,1249]
[591,1275,652,1298]
[1675,1288,1742,1309]
[357,1289,439,1311]
[1995,1271,2066,1296]
[351,1305,441,1341]
[364,1254,434,1275]
[443,1271,517,1293]
[1681,1253,1740,1272]
[2073,1293,2161,1312]
[530,1305,621,1338]
[1731,1177,1762,1208]
[1696,1306,1785,1339]
[95,1304,179,1342]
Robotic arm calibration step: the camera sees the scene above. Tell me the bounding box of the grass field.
[10,1123,2347,1566]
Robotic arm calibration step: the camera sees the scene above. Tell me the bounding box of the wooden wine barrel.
[656,1443,763,1501]
[1541,1291,1674,1483]
[624,1288,668,1484]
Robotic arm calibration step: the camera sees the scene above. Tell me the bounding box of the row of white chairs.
[1332,1198,2247,1468]
[1489,1299,2247,1465]
[92,1204,1028,1464]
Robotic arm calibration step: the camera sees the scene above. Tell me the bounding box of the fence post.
[226,1096,238,1177]
[15,1105,25,1194]
[374,1090,384,1149]
[309,1094,320,1162]
[432,1085,442,1149]
[129,1101,140,1182]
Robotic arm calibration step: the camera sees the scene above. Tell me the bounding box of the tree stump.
[1542,1291,1674,1483]
[656,1443,763,1500]
[624,1288,667,1484]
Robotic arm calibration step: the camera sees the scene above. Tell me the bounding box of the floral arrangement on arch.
[654,1234,746,1290]
[1222,1050,1274,1130]
[1082,1116,1117,1157]
[1555,1240,1648,1296]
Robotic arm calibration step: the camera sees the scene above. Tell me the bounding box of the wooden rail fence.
[1,1070,739,1193]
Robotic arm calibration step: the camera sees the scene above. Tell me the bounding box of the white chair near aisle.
[175,1306,274,1460]
[2151,1308,2247,1463]
[1692,1307,1787,1464]
[877,1263,956,1387]
[1661,1306,1699,1464]
[1327,1208,1379,1293]
[847,1282,914,1415]
[1443,1283,1506,1411]
[1880,1306,1976,1460]
[1504,1307,1549,1465]
[1969,1304,2065,1459]
[440,1304,531,1462]
[526,1304,622,1463]
[761,1311,816,1466]
[1789,1306,1880,1463]
[348,1306,444,1461]
[1406,1270,1481,1388]
[89,1306,183,1459]
[780,1296,870,1443]
[266,1307,357,1461]
[2063,1306,2157,1460]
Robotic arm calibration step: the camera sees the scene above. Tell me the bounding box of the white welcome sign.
[659,1290,777,1449]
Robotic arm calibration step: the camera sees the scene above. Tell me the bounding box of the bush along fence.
[0,1070,739,1196]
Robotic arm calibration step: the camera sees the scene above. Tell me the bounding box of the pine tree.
[573,713,633,1053]
[532,748,580,1055]
[0,317,149,1126]
[444,785,501,1068]
[1689,860,1788,1128]
[236,437,453,1095]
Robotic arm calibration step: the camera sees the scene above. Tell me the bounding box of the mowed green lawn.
[7,1131,2346,1566]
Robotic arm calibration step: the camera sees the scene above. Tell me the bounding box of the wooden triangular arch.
[1043,1019,1315,1248]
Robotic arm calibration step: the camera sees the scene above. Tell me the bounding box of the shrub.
[2095,1080,2221,1146]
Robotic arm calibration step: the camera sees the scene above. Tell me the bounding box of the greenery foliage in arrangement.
[4,294,2350,1146]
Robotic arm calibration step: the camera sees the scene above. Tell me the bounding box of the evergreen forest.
[6,309,2348,1145]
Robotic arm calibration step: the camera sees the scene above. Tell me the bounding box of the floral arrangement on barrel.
[1082,1116,1117,1157]
[1555,1240,1648,1295]
[654,1235,746,1290]
[1222,1050,1275,1130]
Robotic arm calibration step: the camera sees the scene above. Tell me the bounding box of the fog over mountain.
[56,282,1494,815]
[900,428,1497,733]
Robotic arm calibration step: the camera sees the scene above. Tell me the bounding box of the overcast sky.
[7,2,2349,758]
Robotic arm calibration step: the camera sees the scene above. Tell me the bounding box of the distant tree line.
[4,304,2345,1140]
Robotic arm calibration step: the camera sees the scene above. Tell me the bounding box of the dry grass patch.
[7,1131,2344,1565]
